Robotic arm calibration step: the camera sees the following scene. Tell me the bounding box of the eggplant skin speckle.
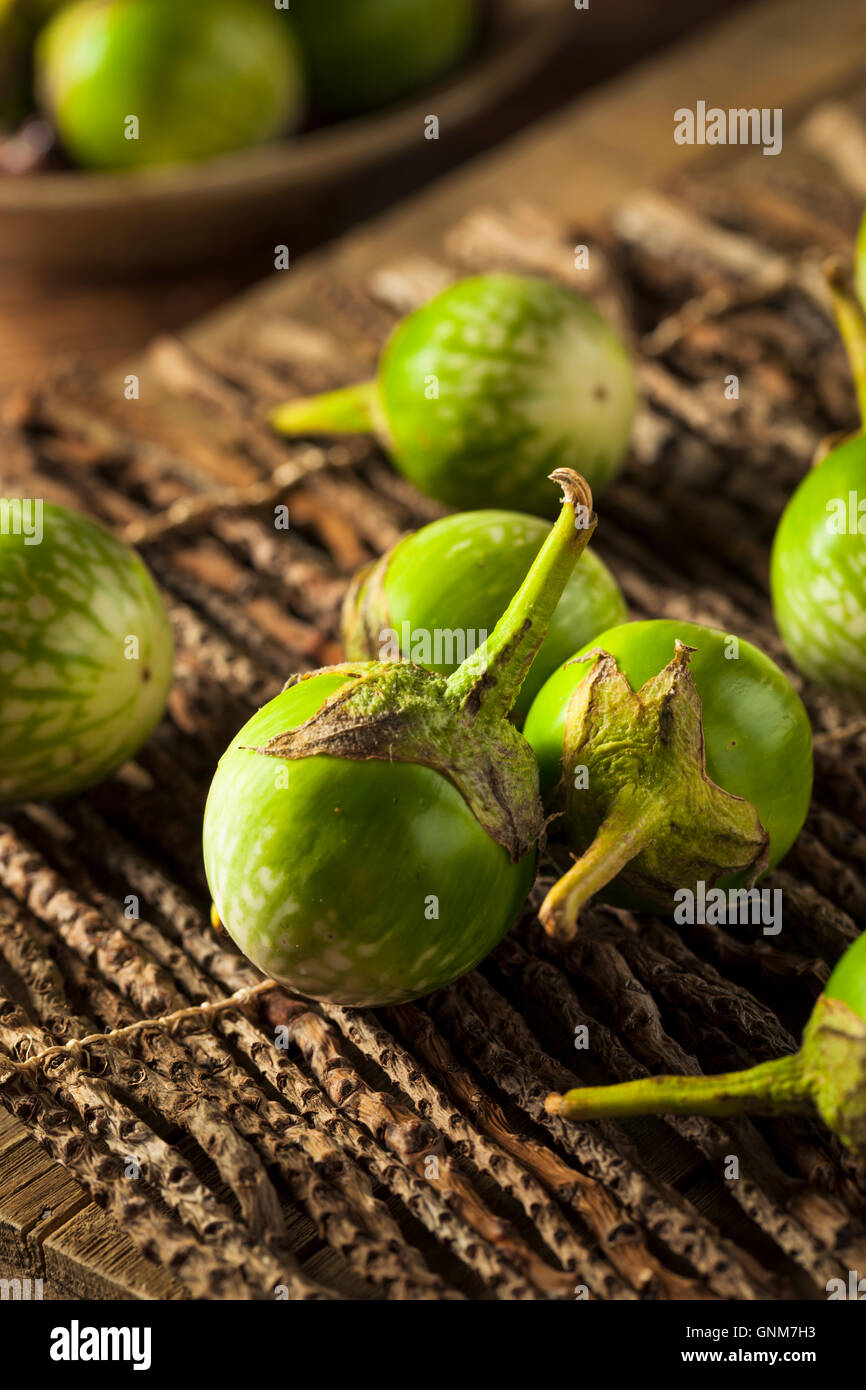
[0,500,173,805]
[272,275,638,517]
[771,436,866,707]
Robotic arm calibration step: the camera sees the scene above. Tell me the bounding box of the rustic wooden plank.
[0,1110,88,1274]
[0,1108,187,1299]
[0,1108,23,1157]
[41,1207,187,1302]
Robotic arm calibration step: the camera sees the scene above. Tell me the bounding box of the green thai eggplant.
[203,470,597,1006]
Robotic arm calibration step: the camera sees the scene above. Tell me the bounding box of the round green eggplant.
[826,926,866,1022]
[204,671,535,1006]
[771,435,866,706]
[271,274,637,516]
[289,0,477,115]
[524,618,813,937]
[0,499,173,804]
[342,508,626,718]
[202,470,597,1006]
[770,248,866,709]
[548,929,866,1158]
[36,0,305,170]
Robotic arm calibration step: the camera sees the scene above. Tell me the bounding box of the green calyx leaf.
[799,995,866,1156]
[540,641,770,939]
[250,661,544,862]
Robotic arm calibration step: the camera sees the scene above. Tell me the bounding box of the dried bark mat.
[1,161,866,1301]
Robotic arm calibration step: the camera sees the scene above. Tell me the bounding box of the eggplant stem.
[270,380,378,435]
[538,791,662,941]
[445,469,596,722]
[825,257,866,433]
[547,1050,808,1121]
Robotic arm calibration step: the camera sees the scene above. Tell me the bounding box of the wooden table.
[2,0,866,1300]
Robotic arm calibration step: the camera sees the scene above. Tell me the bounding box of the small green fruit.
[771,252,866,709]
[203,471,596,1006]
[0,499,173,804]
[342,508,626,718]
[272,275,638,516]
[825,927,866,1023]
[524,619,813,938]
[36,0,305,170]
[289,0,477,115]
[771,436,866,707]
[204,670,536,1007]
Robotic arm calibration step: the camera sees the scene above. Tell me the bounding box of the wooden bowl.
[0,2,565,274]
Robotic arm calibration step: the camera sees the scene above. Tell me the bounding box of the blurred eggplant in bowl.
[0,0,565,271]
